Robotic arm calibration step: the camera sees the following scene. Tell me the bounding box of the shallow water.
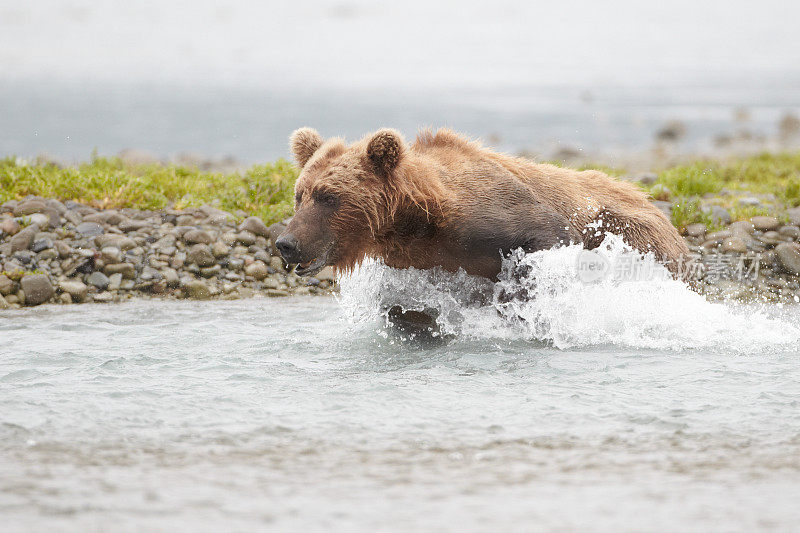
[3,243,800,531]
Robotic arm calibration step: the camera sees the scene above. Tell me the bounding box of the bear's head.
[275,127,420,276]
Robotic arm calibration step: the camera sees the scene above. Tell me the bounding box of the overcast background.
[2,0,799,161]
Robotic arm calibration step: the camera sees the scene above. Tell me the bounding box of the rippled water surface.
[3,255,800,531]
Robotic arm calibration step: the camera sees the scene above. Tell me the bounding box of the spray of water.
[337,235,800,351]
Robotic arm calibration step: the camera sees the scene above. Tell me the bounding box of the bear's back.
[410,129,689,276]
[412,129,654,221]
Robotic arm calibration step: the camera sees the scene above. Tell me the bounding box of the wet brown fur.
[287,127,690,281]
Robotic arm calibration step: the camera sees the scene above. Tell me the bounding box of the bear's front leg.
[386,305,439,334]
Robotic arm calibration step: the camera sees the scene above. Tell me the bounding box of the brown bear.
[276,127,689,282]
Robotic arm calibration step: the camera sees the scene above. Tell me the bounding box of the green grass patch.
[652,152,800,196]
[647,151,800,228]
[784,176,800,206]
[0,269,44,281]
[3,151,800,231]
[0,156,298,225]
[670,198,718,232]
[657,165,723,197]
[727,205,784,223]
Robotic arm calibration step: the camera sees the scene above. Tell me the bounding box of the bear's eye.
[313,192,339,208]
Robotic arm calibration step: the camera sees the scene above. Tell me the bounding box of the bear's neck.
[374,195,498,276]
[372,198,437,263]
[371,158,480,271]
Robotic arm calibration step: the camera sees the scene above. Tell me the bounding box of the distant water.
[2,79,800,164]
[3,242,800,531]
[3,0,800,163]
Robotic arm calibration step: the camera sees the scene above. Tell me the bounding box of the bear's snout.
[275,234,301,263]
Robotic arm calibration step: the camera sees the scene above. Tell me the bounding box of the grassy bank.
[0,156,298,225]
[2,152,800,230]
[648,152,800,230]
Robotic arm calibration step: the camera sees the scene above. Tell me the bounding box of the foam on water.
[338,235,800,351]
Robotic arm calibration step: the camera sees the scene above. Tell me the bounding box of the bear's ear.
[290,127,323,168]
[366,128,405,177]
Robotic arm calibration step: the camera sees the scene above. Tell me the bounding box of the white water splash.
[336,258,496,337]
[337,235,800,351]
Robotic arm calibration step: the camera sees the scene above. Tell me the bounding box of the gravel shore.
[3,194,800,309]
[0,197,335,309]
[645,188,800,304]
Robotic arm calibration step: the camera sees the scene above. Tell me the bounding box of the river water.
[2,242,800,531]
[3,79,800,165]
